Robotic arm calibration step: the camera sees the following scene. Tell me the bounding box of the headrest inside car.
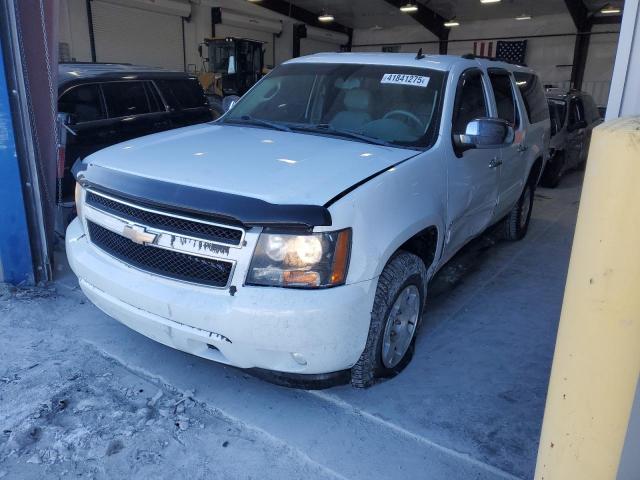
[344,89,370,111]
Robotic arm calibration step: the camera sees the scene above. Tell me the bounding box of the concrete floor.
[0,172,582,480]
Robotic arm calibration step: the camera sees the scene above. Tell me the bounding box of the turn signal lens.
[330,229,351,285]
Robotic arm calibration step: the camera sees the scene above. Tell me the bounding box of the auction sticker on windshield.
[381,74,430,88]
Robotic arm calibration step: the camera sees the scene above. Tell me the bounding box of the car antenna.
[416,48,425,60]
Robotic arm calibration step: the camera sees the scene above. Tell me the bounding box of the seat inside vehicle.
[330,88,372,131]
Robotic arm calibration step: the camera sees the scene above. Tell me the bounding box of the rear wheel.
[503,181,534,241]
[351,252,427,388]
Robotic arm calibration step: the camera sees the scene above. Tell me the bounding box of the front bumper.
[65,218,376,374]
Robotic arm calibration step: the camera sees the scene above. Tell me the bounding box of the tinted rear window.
[156,79,206,109]
[102,81,152,117]
[513,72,549,124]
[58,84,106,123]
[582,94,601,123]
[547,99,566,135]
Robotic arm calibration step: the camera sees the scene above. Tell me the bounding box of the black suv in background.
[541,88,602,187]
[56,63,214,229]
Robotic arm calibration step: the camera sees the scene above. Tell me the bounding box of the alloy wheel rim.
[381,284,420,369]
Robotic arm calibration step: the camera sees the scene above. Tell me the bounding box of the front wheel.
[351,252,427,388]
[503,181,534,241]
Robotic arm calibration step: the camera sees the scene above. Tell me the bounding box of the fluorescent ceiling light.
[318,11,335,22]
[600,4,621,14]
[444,19,460,27]
[480,0,501,3]
[400,3,419,13]
[515,14,532,20]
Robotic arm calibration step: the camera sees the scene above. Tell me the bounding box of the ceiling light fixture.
[318,10,335,22]
[600,4,621,14]
[444,17,460,27]
[480,0,501,4]
[400,2,419,13]
[515,14,532,20]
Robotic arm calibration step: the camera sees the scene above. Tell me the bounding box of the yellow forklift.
[198,37,266,115]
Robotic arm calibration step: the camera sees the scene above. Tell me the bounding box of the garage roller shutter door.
[92,1,184,71]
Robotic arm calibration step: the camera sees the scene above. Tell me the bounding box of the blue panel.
[0,35,35,284]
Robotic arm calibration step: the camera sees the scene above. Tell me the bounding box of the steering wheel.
[383,110,423,130]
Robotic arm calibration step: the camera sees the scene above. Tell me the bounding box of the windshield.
[222,63,446,149]
[211,43,235,74]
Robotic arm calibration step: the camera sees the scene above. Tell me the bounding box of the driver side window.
[452,70,488,136]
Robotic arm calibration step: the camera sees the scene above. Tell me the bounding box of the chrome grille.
[87,221,233,287]
[85,190,243,246]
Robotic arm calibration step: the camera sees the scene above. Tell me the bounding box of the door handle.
[517,144,529,153]
[489,157,503,168]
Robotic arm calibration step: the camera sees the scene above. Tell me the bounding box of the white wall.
[58,0,93,62]
[58,0,347,71]
[352,13,620,106]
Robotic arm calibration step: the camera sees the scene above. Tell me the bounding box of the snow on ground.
[0,173,582,480]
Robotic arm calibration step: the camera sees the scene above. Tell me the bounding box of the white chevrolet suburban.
[66,53,549,388]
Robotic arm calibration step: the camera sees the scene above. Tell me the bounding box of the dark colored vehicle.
[56,63,214,227]
[541,88,603,187]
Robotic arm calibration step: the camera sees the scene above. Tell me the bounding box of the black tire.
[351,252,428,388]
[503,181,535,241]
[540,152,565,188]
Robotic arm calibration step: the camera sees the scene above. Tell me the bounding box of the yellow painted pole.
[535,117,640,479]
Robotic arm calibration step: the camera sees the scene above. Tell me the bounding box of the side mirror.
[222,95,240,112]
[198,45,203,58]
[454,118,514,152]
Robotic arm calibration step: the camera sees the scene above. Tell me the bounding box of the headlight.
[247,229,351,288]
[74,182,84,219]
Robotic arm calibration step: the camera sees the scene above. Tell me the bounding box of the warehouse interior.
[57,0,622,105]
[1,1,639,479]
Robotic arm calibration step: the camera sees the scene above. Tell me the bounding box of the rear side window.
[102,81,152,117]
[58,84,106,123]
[548,99,567,135]
[513,72,549,124]
[144,82,165,113]
[155,79,206,109]
[568,98,585,126]
[582,94,600,123]
[452,69,488,135]
[488,70,517,126]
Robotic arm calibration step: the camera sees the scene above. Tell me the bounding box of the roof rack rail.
[461,53,527,67]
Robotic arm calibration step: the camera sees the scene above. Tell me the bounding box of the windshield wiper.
[289,123,394,147]
[222,115,292,133]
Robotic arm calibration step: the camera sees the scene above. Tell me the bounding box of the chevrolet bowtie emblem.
[122,224,158,245]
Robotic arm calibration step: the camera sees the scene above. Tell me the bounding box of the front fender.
[319,153,446,284]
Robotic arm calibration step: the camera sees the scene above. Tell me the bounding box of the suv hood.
[84,123,417,206]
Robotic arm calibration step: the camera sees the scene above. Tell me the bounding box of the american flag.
[473,41,494,57]
[495,40,527,65]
